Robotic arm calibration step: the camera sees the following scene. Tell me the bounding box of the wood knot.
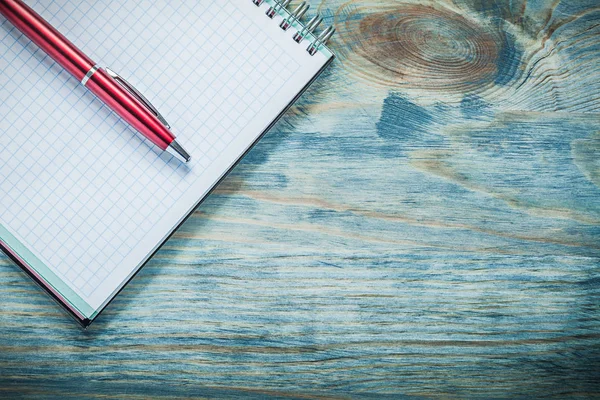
[338,4,505,94]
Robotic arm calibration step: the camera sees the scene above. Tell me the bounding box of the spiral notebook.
[0,0,334,327]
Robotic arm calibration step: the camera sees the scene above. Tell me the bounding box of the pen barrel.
[0,0,175,151]
[0,0,95,81]
[86,68,175,150]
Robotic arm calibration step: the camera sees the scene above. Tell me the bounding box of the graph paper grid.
[0,0,332,316]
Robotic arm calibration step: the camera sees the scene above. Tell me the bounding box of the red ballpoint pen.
[0,0,191,162]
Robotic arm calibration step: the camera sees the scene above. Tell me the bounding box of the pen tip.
[166,140,191,163]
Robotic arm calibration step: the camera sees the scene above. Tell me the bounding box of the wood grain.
[1,0,599,397]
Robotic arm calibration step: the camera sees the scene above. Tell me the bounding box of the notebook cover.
[0,0,335,327]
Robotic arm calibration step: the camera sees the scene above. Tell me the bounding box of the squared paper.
[0,0,333,319]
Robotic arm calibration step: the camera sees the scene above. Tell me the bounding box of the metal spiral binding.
[293,14,321,43]
[253,0,334,56]
[307,25,335,56]
[265,0,291,19]
[280,2,309,31]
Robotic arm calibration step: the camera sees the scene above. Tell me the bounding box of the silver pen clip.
[105,67,171,129]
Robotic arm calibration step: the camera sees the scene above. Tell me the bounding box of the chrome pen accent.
[81,65,100,86]
[105,68,171,130]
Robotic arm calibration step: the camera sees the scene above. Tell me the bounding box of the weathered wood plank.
[1,0,599,397]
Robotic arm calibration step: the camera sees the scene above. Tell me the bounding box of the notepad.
[0,0,334,326]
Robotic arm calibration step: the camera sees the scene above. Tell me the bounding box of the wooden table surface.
[1,0,599,398]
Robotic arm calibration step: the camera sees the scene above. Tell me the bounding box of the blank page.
[0,0,333,319]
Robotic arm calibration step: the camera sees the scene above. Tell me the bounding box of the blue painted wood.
[1,0,599,397]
